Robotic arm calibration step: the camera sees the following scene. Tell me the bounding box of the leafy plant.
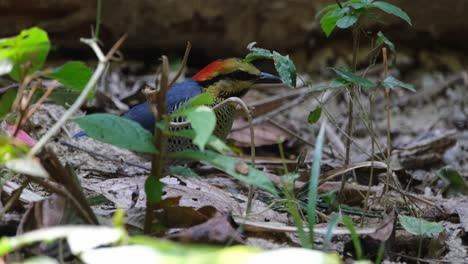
[0,27,94,179]
[399,215,444,237]
[244,44,297,88]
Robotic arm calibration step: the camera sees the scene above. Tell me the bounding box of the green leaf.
[372,1,412,25]
[0,136,28,164]
[323,213,341,252]
[5,157,49,178]
[171,150,277,195]
[186,106,216,151]
[336,15,359,28]
[244,47,273,63]
[145,176,165,204]
[399,215,443,237]
[382,76,415,92]
[307,108,322,124]
[0,27,50,81]
[331,67,374,88]
[112,208,125,228]
[377,31,396,67]
[329,78,349,88]
[73,113,156,154]
[45,61,93,91]
[170,93,214,117]
[330,7,350,17]
[166,129,231,154]
[168,165,199,177]
[307,122,326,247]
[437,167,468,197]
[361,0,374,4]
[320,10,341,37]
[0,88,17,118]
[46,89,80,107]
[273,51,296,88]
[342,215,363,260]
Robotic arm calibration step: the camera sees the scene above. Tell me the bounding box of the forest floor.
[5,53,468,262]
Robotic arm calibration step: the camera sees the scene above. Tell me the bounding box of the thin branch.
[20,81,57,127]
[29,35,127,157]
[167,42,192,88]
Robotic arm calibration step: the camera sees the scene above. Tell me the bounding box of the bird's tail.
[73,131,88,138]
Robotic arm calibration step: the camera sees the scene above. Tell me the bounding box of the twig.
[144,43,192,234]
[29,34,127,157]
[20,81,57,127]
[383,47,392,202]
[167,42,192,88]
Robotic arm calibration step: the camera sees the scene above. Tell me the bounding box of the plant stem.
[361,93,375,226]
[29,36,126,157]
[95,0,102,38]
[383,48,392,200]
[341,23,360,195]
[143,43,191,234]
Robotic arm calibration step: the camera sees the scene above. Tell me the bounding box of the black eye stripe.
[197,70,258,87]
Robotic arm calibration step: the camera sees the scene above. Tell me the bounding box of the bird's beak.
[256,72,283,84]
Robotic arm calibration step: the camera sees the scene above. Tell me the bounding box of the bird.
[75,58,282,152]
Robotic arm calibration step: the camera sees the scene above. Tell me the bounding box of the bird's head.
[192,58,282,101]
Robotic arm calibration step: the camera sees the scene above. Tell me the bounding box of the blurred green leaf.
[45,61,93,91]
[331,67,374,88]
[145,176,165,204]
[372,1,412,25]
[186,106,216,151]
[169,165,199,177]
[0,136,27,164]
[273,51,296,88]
[0,27,50,80]
[46,89,80,107]
[0,59,13,76]
[437,167,468,197]
[307,122,326,247]
[323,212,341,252]
[377,31,397,67]
[336,15,359,28]
[399,215,443,237]
[166,129,231,154]
[0,89,17,119]
[112,208,125,228]
[342,215,363,260]
[307,108,322,124]
[382,76,415,92]
[5,157,49,178]
[73,113,156,154]
[244,47,273,63]
[320,9,342,37]
[171,150,277,195]
[170,93,214,117]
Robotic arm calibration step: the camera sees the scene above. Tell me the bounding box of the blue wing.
[73,80,202,137]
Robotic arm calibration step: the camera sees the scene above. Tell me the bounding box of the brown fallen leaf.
[17,195,84,259]
[167,213,244,245]
[228,119,289,147]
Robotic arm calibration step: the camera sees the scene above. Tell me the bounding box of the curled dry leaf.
[167,213,244,245]
[228,119,289,147]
